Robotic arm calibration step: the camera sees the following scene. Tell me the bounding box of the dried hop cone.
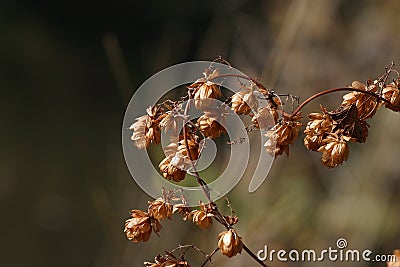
[252,106,278,129]
[145,255,191,267]
[124,210,161,242]
[197,111,226,139]
[264,117,302,156]
[159,157,186,182]
[130,106,162,149]
[217,229,243,258]
[159,111,181,133]
[173,138,200,169]
[342,81,380,119]
[304,107,334,151]
[193,81,222,110]
[231,86,258,115]
[191,208,213,230]
[317,134,351,168]
[159,135,200,182]
[382,82,400,112]
[148,198,173,221]
[387,249,400,267]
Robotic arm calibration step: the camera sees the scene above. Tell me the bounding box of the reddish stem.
[211,73,392,120]
[289,87,391,118]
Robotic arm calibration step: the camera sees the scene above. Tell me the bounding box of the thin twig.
[182,98,212,201]
[181,91,231,227]
[170,244,208,257]
[200,247,219,267]
[181,89,267,266]
[243,243,268,267]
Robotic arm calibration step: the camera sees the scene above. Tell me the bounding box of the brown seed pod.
[191,209,213,230]
[145,255,191,267]
[193,81,222,110]
[130,106,163,149]
[264,117,302,157]
[197,111,226,139]
[303,106,334,151]
[382,82,400,112]
[252,106,277,129]
[124,210,161,243]
[304,135,324,152]
[159,157,186,182]
[341,81,380,119]
[148,198,173,221]
[231,86,258,115]
[317,134,351,168]
[217,229,243,258]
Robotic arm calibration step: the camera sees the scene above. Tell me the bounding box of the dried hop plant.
[191,205,213,230]
[264,117,302,156]
[304,106,334,151]
[159,109,183,134]
[173,138,200,169]
[192,81,222,110]
[148,198,173,221]
[124,210,161,243]
[158,136,199,182]
[317,133,351,168]
[145,255,191,267]
[159,157,186,182]
[231,85,258,115]
[252,106,278,129]
[130,106,162,149]
[197,111,226,139]
[382,81,400,112]
[342,81,380,119]
[217,229,243,258]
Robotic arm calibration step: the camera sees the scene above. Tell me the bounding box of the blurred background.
[1,0,400,266]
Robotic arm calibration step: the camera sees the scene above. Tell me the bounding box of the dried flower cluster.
[197,110,226,139]
[217,229,243,258]
[125,61,400,266]
[264,116,303,156]
[190,202,214,230]
[130,106,164,149]
[124,209,161,243]
[301,79,400,167]
[231,85,258,115]
[145,254,191,267]
[159,136,200,182]
[124,198,218,238]
[124,192,241,265]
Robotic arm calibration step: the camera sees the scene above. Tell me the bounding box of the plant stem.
[211,71,393,121]
[182,91,267,266]
[200,247,219,267]
[243,243,268,267]
[289,87,391,118]
[181,95,230,227]
[182,97,212,201]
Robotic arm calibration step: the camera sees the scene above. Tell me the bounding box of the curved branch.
[289,87,391,118]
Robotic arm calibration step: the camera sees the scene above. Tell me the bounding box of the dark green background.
[1,0,400,266]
